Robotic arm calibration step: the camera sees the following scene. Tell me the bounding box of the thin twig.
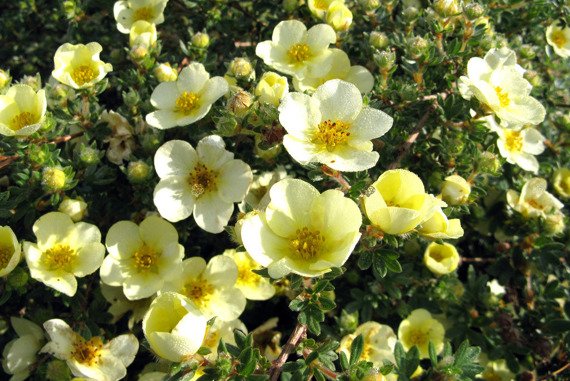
[388,106,434,169]
[269,323,308,381]
[538,362,570,380]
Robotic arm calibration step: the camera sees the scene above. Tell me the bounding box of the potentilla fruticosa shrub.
[0,0,569,380]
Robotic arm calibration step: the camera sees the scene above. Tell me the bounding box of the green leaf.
[429,342,438,367]
[349,334,364,366]
[340,351,349,371]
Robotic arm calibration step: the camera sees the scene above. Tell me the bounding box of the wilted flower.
[23,212,105,296]
[0,84,47,137]
[153,136,252,233]
[398,309,445,359]
[162,256,246,321]
[52,42,113,89]
[279,79,392,171]
[240,178,362,278]
[241,167,289,212]
[546,22,570,58]
[42,319,138,381]
[100,110,136,165]
[100,215,184,300]
[113,0,168,34]
[256,20,336,79]
[146,62,228,130]
[142,292,208,362]
[0,226,21,278]
[423,242,460,276]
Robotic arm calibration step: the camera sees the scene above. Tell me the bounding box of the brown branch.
[0,155,20,170]
[388,105,434,169]
[538,362,570,380]
[269,323,308,381]
[49,131,84,144]
[461,257,496,263]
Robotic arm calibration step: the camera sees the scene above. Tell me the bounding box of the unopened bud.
[282,0,299,12]
[433,0,460,18]
[79,146,102,166]
[408,36,430,59]
[369,31,389,49]
[228,58,255,81]
[58,197,88,222]
[42,167,67,192]
[479,151,501,174]
[360,0,380,11]
[154,63,178,82]
[127,161,152,184]
[374,50,396,71]
[191,32,210,48]
[227,90,253,118]
[7,267,29,288]
[402,6,419,23]
[464,3,485,19]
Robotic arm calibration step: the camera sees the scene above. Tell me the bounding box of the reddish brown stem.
[269,323,308,381]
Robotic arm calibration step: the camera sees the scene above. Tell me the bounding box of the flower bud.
[374,50,396,71]
[360,0,380,11]
[326,1,353,32]
[339,309,359,332]
[408,36,430,59]
[127,160,152,184]
[154,63,178,82]
[130,44,149,59]
[0,226,21,278]
[42,167,67,192]
[255,72,289,107]
[524,70,542,87]
[479,151,501,174]
[0,69,10,88]
[7,267,29,288]
[228,57,255,81]
[282,0,299,12]
[20,74,42,91]
[227,90,253,118]
[464,3,485,19]
[191,32,210,48]
[402,6,419,23]
[553,168,570,199]
[441,175,471,205]
[519,44,536,60]
[58,197,88,222]
[78,145,102,165]
[433,0,460,17]
[545,213,566,236]
[424,242,460,276]
[369,31,389,49]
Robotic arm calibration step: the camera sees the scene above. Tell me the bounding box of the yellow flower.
[417,201,464,240]
[23,212,105,296]
[326,1,353,32]
[201,319,246,360]
[308,0,341,19]
[279,79,393,172]
[100,215,184,300]
[113,0,168,34]
[0,226,21,277]
[255,72,289,107]
[423,242,460,276]
[52,42,113,89]
[42,319,138,381]
[440,175,471,206]
[0,84,46,137]
[256,20,336,80]
[145,63,228,129]
[153,136,253,233]
[0,69,10,88]
[2,317,45,380]
[553,167,570,199]
[58,197,88,222]
[459,48,545,127]
[546,22,570,58]
[240,178,362,278]
[364,169,439,235]
[293,49,374,94]
[154,62,178,82]
[339,322,397,368]
[506,177,564,219]
[223,249,276,301]
[398,309,445,359]
[142,292,208,362]
[129,20,157,49]
[479,356,515,381]
[162,256,246,321]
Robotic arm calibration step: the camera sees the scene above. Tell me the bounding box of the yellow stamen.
[42,244,76,272]
[10,112,36,131]
[188,163,217,198]
[551,30,567,48]
[71,336,104,366]
[132,244,159,273]
[504,129,523,153]
[236,258,261,287]
[494,86,510,107]
[175,91,200,115]
[71,65,97,86]
[407,329,428,347]
[287,43,312,64]
[290,227,325,260]
[182,280,215,308]
[133,7,153,21]
[0,244,13,269]
[527,199,545,210]
[312,120,351,151]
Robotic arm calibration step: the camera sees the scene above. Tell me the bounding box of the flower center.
[313,0,329,10]
[132,244,159,273]
[494,86,510,107]
[551,30,567,48]
[504,129,523,153]
[182,280,215,309]
[527,199,545,210]
[133,7,154,21]
[71,336,104,366]
[313,120,351,151]
[429,247,447,262]
[42,244,76,272]
[237,259,261,287]
[290,227,325,260]
[71,65,97,86]
[287,43,312,64]
[11,112,36,131]
[0,244,13,270]
[188,163,217,198]
[407,329,428,347]
[175,91,200,115]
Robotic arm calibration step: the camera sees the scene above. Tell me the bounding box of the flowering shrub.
[0,0,569,380]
